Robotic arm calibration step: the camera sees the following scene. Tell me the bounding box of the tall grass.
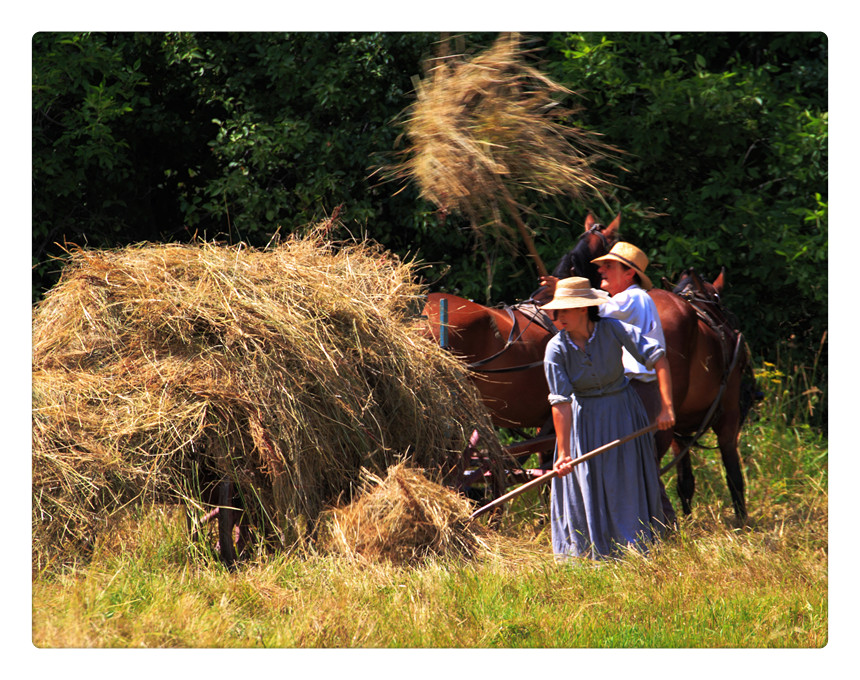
[31,353,827,650]
[756,332,828,432]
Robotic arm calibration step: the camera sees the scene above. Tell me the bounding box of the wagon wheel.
[499,433,556,516]
[452,430,556,519]
[444,430,499,507]
[217,480,238,568]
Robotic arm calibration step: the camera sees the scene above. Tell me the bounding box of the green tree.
[32,32,827,426]
[543,32,827,364]
[32,32,446,295]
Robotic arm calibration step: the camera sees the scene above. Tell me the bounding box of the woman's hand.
[550,402,574,476]
[553,452,575,477]
[656,404,676,431]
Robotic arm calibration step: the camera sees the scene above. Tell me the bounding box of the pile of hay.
[319,463,490,564]
[32,229,505,565]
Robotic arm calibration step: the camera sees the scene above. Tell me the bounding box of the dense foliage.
[32,32,440,279]
[544,33,827,357]
[32,32,827,424]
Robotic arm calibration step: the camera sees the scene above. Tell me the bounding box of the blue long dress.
[544,317,668,560]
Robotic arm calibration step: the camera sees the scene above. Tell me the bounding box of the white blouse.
[599,285,666,382]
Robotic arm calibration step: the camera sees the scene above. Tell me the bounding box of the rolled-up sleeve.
[609,318,665,369]
[544,337,574,405]
[601,288,666,348]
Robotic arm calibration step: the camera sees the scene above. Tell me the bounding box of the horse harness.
[466,223,615,375]
[585,223,613,253]
[659,282,747,475]
[460,274,747,475]
[466,301,557,374]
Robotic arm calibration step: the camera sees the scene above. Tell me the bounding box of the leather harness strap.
[466,303,555,374]
[660,330,745,475]
[659,284,746,476]
[467,225,609,374]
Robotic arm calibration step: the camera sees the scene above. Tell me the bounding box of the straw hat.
[591,242,653,290]
[541,277,610,310]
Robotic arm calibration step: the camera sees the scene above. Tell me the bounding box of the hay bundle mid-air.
[389,33,624,278]
[32,230,505,565]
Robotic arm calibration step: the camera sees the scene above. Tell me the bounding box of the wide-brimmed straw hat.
[591,242,653,290]
[541,277,610,310]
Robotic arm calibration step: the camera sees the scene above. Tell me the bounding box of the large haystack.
[32,230,505,565]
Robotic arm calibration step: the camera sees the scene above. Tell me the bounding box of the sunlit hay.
[319,463,493,564]
[32,228,505,567]
[387,33,625,246]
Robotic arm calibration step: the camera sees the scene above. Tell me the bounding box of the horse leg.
[654,428,673,463]
[653,428,677,527]
[673,439,696,516]
[218,479,238,569]
[715,420,747,523]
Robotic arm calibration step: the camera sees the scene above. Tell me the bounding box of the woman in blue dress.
[542,277,676,560]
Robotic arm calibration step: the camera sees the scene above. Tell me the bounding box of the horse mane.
[553,222,618,288]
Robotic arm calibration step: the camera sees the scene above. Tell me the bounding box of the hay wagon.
[32,235,534,570]
[422,294,559,509]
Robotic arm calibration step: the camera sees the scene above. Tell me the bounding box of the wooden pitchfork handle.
[468,422,659,521]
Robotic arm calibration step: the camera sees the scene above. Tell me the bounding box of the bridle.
[560,224,613,284]
[584,223,612,253]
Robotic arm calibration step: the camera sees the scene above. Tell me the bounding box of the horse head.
[672,266,726,304]
[551,213,621,288]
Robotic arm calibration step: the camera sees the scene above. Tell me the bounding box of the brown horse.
[422,213,622,432]
[423,214,755,521]
[652,269,755,521]
[422,293,556,431]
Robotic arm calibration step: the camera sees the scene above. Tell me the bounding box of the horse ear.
[604,213,621,239]
[690,268,707,295]
[584,213,597,232]
[713,267,726,296]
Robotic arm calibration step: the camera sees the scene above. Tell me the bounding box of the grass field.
[26,359,837,674]
[31,416,827,646]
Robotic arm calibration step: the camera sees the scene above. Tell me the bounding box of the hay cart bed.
[32,232,527,568]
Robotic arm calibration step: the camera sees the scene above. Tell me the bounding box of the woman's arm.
[551,402,575,477]
[654,355,676,431]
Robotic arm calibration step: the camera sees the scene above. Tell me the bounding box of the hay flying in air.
[386,33,625,274]
[32,229,505,566]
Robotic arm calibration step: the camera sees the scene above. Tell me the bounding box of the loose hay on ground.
[319,463,553,567]
[32,230,505,567]
[319,463,491,564]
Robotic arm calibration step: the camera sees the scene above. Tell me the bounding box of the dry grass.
[30,356,828,650]
[318,463,491,564]
[32,227,505,568]
[385,33,625,271]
